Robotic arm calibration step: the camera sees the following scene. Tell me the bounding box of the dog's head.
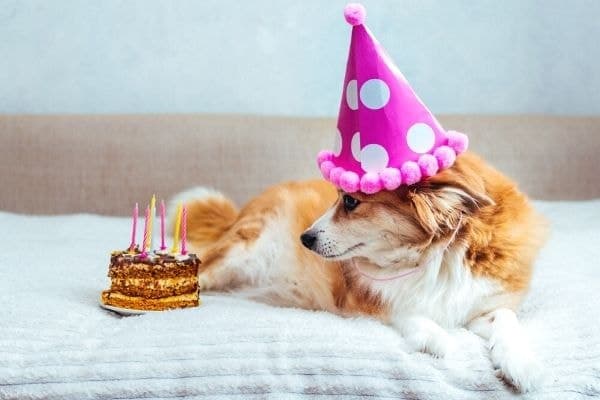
[301,156,493,269]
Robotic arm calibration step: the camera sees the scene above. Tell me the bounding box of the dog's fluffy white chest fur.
[355,245,505,328]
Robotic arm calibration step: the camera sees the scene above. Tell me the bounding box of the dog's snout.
[300,231,317,250]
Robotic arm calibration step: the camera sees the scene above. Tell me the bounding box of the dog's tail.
[168,187,238,252]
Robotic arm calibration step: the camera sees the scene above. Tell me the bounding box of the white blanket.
[1,201,599,399]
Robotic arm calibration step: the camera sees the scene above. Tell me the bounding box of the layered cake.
[101,248,200,311]
[101,199,201,311]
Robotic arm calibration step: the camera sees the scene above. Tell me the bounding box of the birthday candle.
[147,194,156,252]
[140,205,150,257]
[128,202,138,252]
[170,204,182,254]
[160,200,166,251]
[180,204,188,255]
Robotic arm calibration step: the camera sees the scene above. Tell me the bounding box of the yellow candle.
[147,194,156,252]
[170,203,182,254]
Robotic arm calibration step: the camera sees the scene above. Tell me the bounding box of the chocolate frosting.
[110,248,201,267]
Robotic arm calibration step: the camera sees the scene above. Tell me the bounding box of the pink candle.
[140,205,150,257]
[160,200,166,250]
[180,205,188,255]
[128,203,138,251]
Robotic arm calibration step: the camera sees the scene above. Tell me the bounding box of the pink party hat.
[317,3,468,194]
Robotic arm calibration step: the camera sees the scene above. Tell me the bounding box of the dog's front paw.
[404,328,454,358]
[491,341,544,393]
[396,316,454,358]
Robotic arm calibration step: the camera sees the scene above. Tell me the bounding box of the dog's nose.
[300,232,317,249]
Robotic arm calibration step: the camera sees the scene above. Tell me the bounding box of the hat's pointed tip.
[344,3,366,26]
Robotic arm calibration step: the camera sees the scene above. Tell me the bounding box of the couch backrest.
[1,114,599,215]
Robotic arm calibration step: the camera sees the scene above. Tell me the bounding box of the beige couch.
[1,114,599,215]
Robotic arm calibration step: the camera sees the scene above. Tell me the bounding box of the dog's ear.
[432,183,494,213]
[408,182,493,236]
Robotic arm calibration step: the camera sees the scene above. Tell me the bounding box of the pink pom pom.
[434,146,456,170]
[401,161,422,186]
[360,172,382,194]
[329,167,345,186]
[319,160,335,179]
[447,131,469,154]
[418,154,439,177]
[344,3,366,26]
[380,168,401,191]
[340,171,360,193]
[317,150,334,165]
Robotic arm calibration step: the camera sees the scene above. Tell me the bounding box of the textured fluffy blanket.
[1,201,599,399]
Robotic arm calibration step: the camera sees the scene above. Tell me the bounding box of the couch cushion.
[0,200,599,398]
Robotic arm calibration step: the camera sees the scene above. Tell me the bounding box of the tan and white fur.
[171,152,548,392]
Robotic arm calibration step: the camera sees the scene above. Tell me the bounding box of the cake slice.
[101,249,201,311]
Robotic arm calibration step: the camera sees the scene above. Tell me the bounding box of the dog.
[170,151,548,392]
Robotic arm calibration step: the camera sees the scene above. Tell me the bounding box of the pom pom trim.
[317,132,467,194]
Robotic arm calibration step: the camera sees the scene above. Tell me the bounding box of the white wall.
[1,0,599,116]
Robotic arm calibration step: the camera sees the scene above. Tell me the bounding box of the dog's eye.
[343,194,361,212]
